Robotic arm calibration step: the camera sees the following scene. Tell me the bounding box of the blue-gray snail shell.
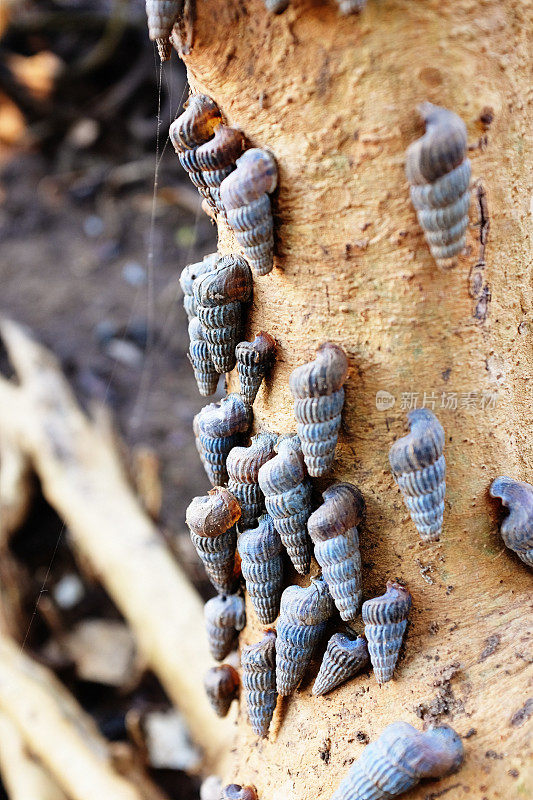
[362,582,412,684]
[195,124,245,216]
[308,483,365,624]
[276,577,334,696]
[188,318,219,397]
[145,0,182,60]
[194,393,252,486]
[179,253,218,321]
[204,593,246,661]
[257,435,313,574]
[406,102,471,269]
[220,148,278,276]
[236,333,277,406]
[204,664,240,717]
[389,408,446,542]
[241,630,277,738]
[238,515,283,625]
[185,487,241,594]
[227,433,278,530]
[289,343,349,477]
[312,632,369,696]
[336,0,367,13]
[330,721,464,800]
[169,95,222,204]
[490,477,533,568]
[193,254,253,374]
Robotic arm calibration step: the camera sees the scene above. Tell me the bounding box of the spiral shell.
[276,577,334,696]
[236,333,277,406]
[145,0,182,60]
[238,515,283,625]
[241,630,277,738]
[227,433,277,529]
[312,632,369,696]
[220,148,278,276]
[389,408,446,542]
[289,343,348,477]
[406,102,471,269]
[257,435,313,574]
[331,721,464,800]
[204,664,240,717]
[336,0,366,12]
[308,483,365,623]
[490,477,533,567]
[179,253,218,321]
[170,95,222,201]
[194,254,253,374]
[194,393,252,486]
[204,593,246,661]
[195,124,245,216]
[188,318,219,397]
[185,487,241,593]
[362,582,412,684]
[221,786,258,800]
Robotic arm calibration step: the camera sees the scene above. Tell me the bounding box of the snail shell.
[289,343,348,477]
[179,253,218,321]
[336,0,366,12]
[236,332,277,406]
[362,582,412,684]
[220,148,278,276]
[221,786,258,800]
[275,577,334,696]
[188,318,219,397]
[194,393,252,486]
[145,0,182,61]
[195,124,245,216]
[490,477,533,567]
[330,721,464,800]
[185,487,241,593]
[194,254,253,374]
[406,102,471,269]
[204,593,246,661]
[241,630,277,738]
[170,95,222,201]
[238,515,284,625]
[227,433,278,530]
[264,0,290,12]
[257,435,313,574]
[389,408,446,542]
[204,664,240,718]
[312,632,369,696]
[308,483,365,623]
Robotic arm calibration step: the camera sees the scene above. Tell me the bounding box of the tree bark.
[176,1,532,798]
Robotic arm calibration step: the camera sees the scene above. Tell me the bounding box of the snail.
[188,317,219,396]
[170,95,222,203]
[276,577,334,696]
[312,632,369,696]
[406,102,471,269]
[195,124,245,216]
[220,148,278,276]
[362,582,412,684]
[308,482,365,624]
[257,435,313,574]
[204,664,240,717]
[490,477,533,567]
[389,408,446,542]
[289,343,348,477]
[221,787,258,800]
[238,515,284,625]
[330,721,464,800]
[145,0,182,61]
[194,254,253,374]
[194,393,252,486]
[335,0,367,12]
[204,593,246,661]
[236,332,277,406]
[185,487,241,594]
[227,432,278,530]
[241,630,277,738]
[179,253,218,321]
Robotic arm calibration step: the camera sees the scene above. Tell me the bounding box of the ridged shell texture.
[362,582,412,684]
[236,332,277,406]
[490,477,533,567]
[226,432,277,530]
[188,317,219,396]
[313,632,369,696]
[203,664,240,717]
[204,593,246,661]
[194,393,252,486]
[238,514,284,625]
[241,630,277,738]
[145,0,182,60]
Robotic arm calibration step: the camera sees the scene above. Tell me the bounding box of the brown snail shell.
[179,253,218,321]
[389,408,446,542]
[331,722,464,800]
[289,343,348,477]
[238,514,283,625]
[241,630,277,738]
[257,435,313,574]
[145,0,182,61]
[227,433,278,530]
[188,317,219,396]
[361,582,412,684]
[236,332,277,406]
[406,102,471,269]
[204,664,240,717]
[490,477,533,567]
[221,786,258,800]
[195,124,245,216]
[169,95,222,202]
[194,393,252,486]
[220,148,278,276]
[312,632,369,696]
[308,482,365,623]
[204,593,246,661]
[185,487,241,593]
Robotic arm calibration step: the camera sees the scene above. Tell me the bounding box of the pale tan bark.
[177,1,533,797]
